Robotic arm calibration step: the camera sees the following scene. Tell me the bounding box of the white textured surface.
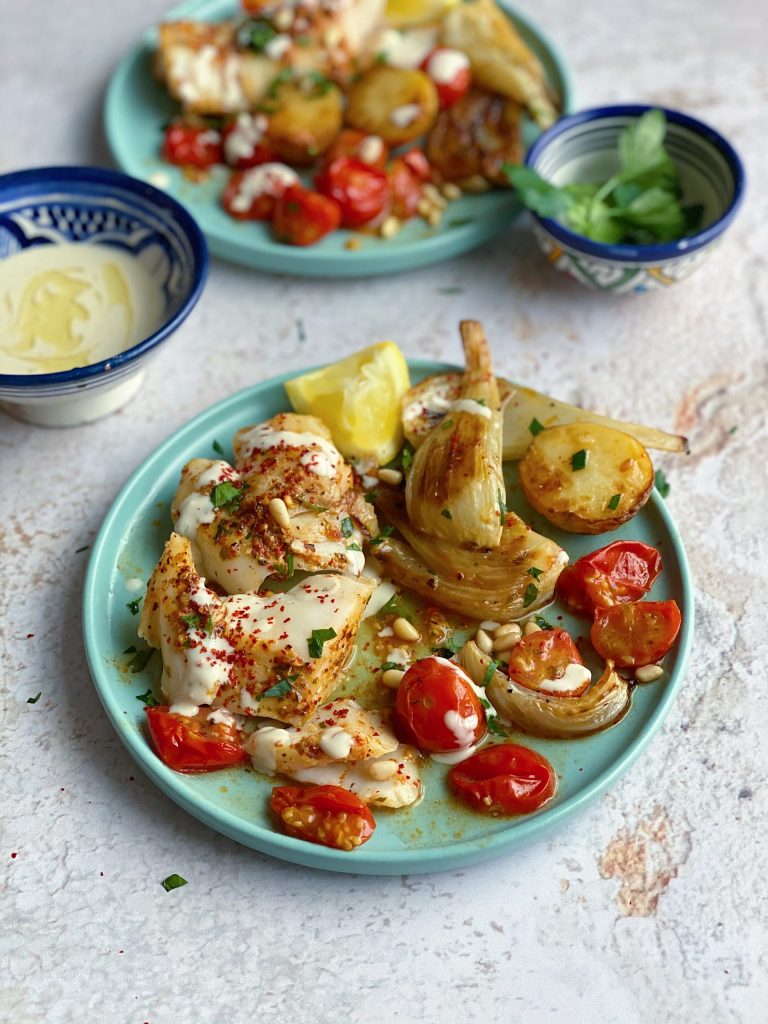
[2,1,767,1021]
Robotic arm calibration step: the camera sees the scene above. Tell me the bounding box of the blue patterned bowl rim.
[524,104,746,263]
[0,165,208,389]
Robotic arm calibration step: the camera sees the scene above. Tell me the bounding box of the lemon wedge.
[385,0,459,28]
[285,343,411,467]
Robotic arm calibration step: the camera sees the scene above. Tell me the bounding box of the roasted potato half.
[345,67,438,145]
[518,422,654,534]
[264,79,344,164]
[425,89,524,185]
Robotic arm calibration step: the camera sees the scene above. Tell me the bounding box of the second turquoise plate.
[104,0,572,276]
[83,361,693,874]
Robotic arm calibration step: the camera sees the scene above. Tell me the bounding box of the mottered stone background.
[1,0,766,1021]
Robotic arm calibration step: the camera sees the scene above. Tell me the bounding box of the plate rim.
[83,360,693,874]
[102,0,574,277]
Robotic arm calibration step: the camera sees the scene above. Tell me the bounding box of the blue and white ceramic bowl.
[0,166,207,425]
[524,105,745,293]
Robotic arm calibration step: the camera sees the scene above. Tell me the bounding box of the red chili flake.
[26,633,34,639]
[279,632,289,640]
[335,709,350,719]
[10,852,17,859]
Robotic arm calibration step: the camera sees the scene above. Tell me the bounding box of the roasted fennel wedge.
[372,488,567,622]
[405,320,505,548]
[459,640,631,738]
[402,373,688,457]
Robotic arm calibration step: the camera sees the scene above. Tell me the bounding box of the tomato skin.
[145,706,246,773]
[273,186,341,245]
[420,48,472,109]
[591,600,682,668]
[271,785,375,851]
[322,130,389,170]
[388,157,423,220]
[315,157,390,228]
[395,656,486,754]
[557,541,663,617]
[222,170,272,221]
[401,148,432,183]
[162,121,223,169]
[449,743,556,815]
[506,628,588,697]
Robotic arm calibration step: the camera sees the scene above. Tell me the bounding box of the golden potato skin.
[345,67,438,145]
[425,88,524,184]
[264,81,344,165]
[518,422,654,535]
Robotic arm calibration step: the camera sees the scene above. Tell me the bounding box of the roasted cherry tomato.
[314,156,390,228]
[271,784,375,851]
[400,147,432,182]
[506,628,589,698]
[388,157,423,220]
[591,600,682,668]
[221,113,276,169]
[449,743,556,815]
[222,164,299,221]
[322,129,389,170]
[420,47,472,109]
[145,706,246,773]
[272,186,341,245]
[557,541,663,617]
[162,120,224,169]
[395,656,486,754]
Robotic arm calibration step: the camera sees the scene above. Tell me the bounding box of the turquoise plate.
[83,362,693,874]
[103,0,572,277]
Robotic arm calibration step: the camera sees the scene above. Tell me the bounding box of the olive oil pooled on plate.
[0,243,165,374]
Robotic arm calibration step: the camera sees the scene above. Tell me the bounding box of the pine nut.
[274,7,294,29]
[378,467,403,485]
[475,628,493,654]
[268,497,291,529]
[379,215,401,239]
[524,620,541,636]
[493,632,520,653]
[417,198,433,218]
[635,664,664,683]
[422,183,446,207]
[392,617,420,642]
[441,182,462,200]
[368,759,398,780]
[494,622,522,642]
[382,668,405,688]
[426,209,443,227]
[480,620,500,632]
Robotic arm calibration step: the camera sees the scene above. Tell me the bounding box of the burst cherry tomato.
[271,785,375,851]
[395,656,486,754]
[145,706,246,773]
[557,541,663,617]
[221,113,276,169]
[314,156,390,228]
[591,600,682,668]
[449,743,556,815]
[506,628,590,698]
[162,120,224,169]
[322,129,389,170]
[388,157,423,220]
[400,148,432,182]
[272,186,341,245]
[222,164,299,221]
[420,48,472,109]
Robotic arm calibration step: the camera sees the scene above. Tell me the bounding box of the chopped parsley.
[655,468,671,498]
[523,583,539,608]
[369,525,394,547]
[126,599,141,615]
[136,688,160,707]
[378,593,401,616]
[527,566,544,580]
[440,508,453,520]
[487,717,507,737]
[440,418,454,431]
[210,482,241,509]
[529,417,545,436]
[607,493,622,511]
[161,874,188,892]
[181,612,213,635]
[571,449,588,471]
[27,692,42,704]
[347,543,362,551]
[432,633,462,657]
[364,490,379,503]
[400,444,414,472]
[262,676,297,699]
[534,615,554,630]
[381,661,403,672]
[497,489,507,521]
[127,648,154,673]
[307,627,337,658]
[307,70,333,95]
[481,659,499,688]
[340,516,354,538]
[267,67,294,98]
[212,439,225,457]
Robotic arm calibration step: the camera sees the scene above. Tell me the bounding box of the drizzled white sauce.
[163,634,235,713]
[299,448,339,477]
[188,577,217,609]
[389,103,421,129]
[386,647,411,667]
[125,578,144,593]
[358,135,384,164]
[264,33,292,59]
[375,26,436,68]
[224,112,268,165]
[426,48,470,84]
[228,164,299,214]
[432,744,478,766]
[451,399,492,419]
[236,423,341,477]
[174,461,239,538]
[207,707,239,727]
[248,725,292,773]
[170,45,245,112]
[443,709,479,748]
[540,662,592,694]
[319,726,354,760]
